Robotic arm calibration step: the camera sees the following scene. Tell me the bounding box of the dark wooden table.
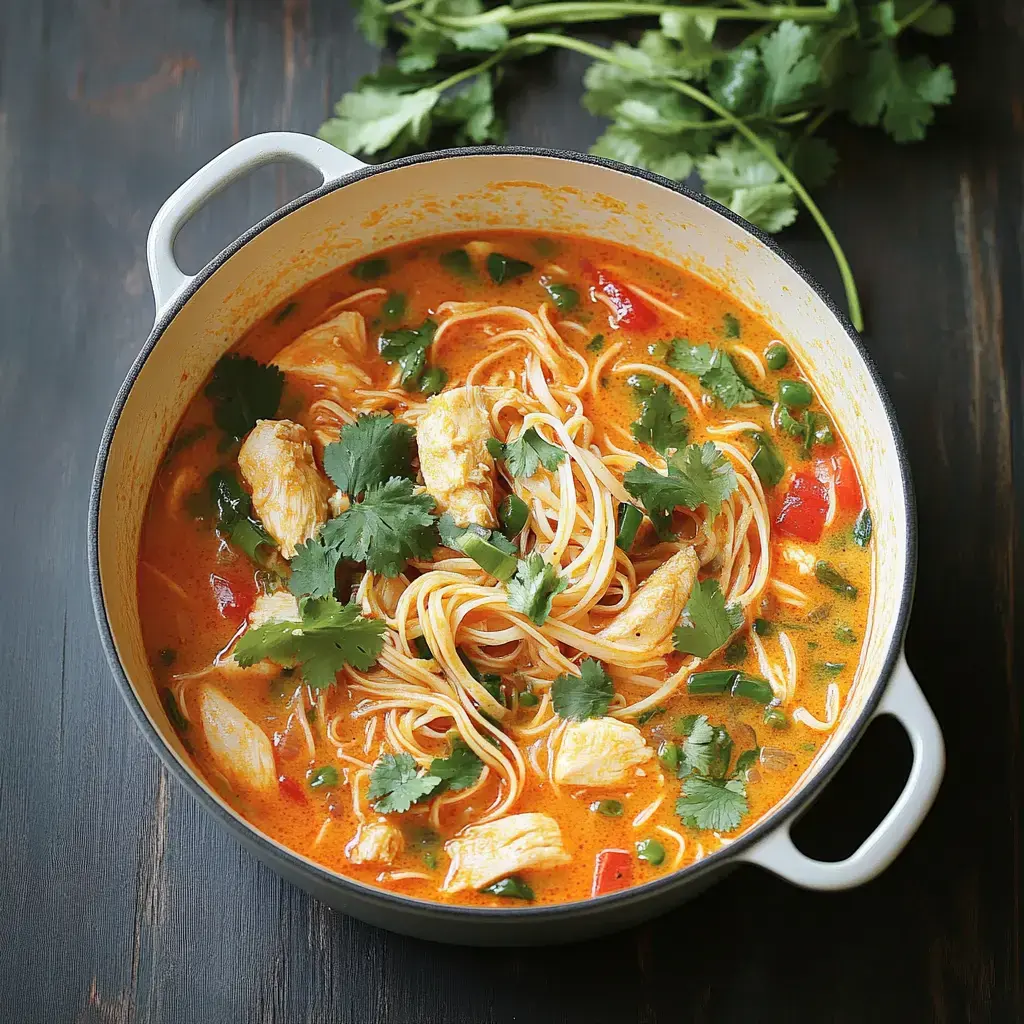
[2,1,1020,1021]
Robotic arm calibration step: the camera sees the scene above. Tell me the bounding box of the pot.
[89,132,944,945]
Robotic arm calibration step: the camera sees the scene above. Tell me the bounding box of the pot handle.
[738,652,944,890]
[146,132,365,317]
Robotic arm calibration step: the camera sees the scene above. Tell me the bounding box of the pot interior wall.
[98,151,908,861]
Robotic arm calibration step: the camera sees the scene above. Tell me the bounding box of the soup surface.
[138,232,872,907]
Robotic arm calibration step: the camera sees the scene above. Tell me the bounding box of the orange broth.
[138,231,871,907]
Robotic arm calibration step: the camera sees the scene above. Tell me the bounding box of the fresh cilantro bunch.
[320,0,958,332]
[368,737,485,813]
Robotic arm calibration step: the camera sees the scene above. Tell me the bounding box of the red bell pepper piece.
[278,775,307,805]
[592,849,633,896]
[828,454,862,514]
[775,471,829,542]
[580,260,658,331]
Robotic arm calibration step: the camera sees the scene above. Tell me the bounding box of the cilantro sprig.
[323,413,416,498]
[205,354,284,441]
[234,595,386,689]
[667,340,771,409]
[506,553,569,626]
[672,714,750,831]
[487,427,566,479]
[552,658,614,721]
[672,579,745,659]
[624,441,737,539]
[320,3,958,333]
[630,383,689,455]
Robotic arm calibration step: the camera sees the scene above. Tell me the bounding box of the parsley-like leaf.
[325,477,437,577]
[676,776,748,832]
[204,354,284,440]
[319,80,439,158]
[758,21,820,112]
[323,413,416,497]
[506,553,568,626]
[677,714,734,780]
[672,579,744,659]
[288,534,342,599]
[487,253,534,284]
[489,427,566,478]
[667,339,768,408]
[552,658,614,721]
[234,595,386,689]
[368,752,442,813]
[698,138,797,233]
[379,318,438,389]
[630,383,689,455]
[624,442,737,537]
[430,737,484,792]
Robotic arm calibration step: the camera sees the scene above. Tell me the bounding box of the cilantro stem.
[433,2,837,30]
[518,32,864,331]
[896,0,938,32]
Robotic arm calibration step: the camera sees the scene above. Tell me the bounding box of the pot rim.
[88,144,918,923]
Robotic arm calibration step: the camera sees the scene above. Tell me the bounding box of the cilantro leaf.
[489,427,566,478]
[353,0,390,46]
[430,736,484,792]
[379,318,438,389]
[204,354,284,440]
[288,534,342,599]
[434,73,504,145]
[506,553,569,626]
[678,714,734,779]
[758,21,821,112]
[325,477,438,577]
[672,579,744,659]
[487,253,534,284]
[698,137,797,233]
[707,46,764,114]
[208,470,276,564]
[233,595,386,688]
[847,44,955,143]
[319,80,439,157]
[630,383,689,455]
[552,658,614,721]
[323,414,416,497]
[676,776,748,831]
[368,752,442,813]
[667,339,767,408]
[624,441,737,536]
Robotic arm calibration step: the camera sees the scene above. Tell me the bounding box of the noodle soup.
[138,232,872,906]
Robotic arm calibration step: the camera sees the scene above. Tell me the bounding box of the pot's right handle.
[738,652,944,890]
[146,132,365,319]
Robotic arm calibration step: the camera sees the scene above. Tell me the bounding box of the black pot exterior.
[90,145,917,945]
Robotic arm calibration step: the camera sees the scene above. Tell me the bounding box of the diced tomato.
[278,775,307,805]
[775,471,828,542]
[580,259,658,331]
[209,570,255,620]
[828,454,862,513]
[592,849,633,896]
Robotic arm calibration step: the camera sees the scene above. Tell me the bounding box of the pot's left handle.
[738,651,944,890]
[147,132,365,318]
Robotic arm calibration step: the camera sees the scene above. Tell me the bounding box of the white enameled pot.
[90,132,944,945]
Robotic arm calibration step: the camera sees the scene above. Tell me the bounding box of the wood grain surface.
[0,1,1020,1021]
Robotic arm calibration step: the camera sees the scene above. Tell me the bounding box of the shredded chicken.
[238,419,331,558]
[417,385,498,527]
[346,822,405,866]
[197,685,277,794]
[554,718,653,787]
[442,812,571,892]
[598,546,700,648]
[271,311,372,393]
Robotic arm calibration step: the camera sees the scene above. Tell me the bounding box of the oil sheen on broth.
[138,232,872,907]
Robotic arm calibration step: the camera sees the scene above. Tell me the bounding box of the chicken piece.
[346,822,405,866]
[248,590,300,627]
[554,718,653,788]
[238,419,332,558]
[418,385,498,527]
[598,546,700,648]
[197,685,277,795]
[442,813,571,893]
[271,311,372,393]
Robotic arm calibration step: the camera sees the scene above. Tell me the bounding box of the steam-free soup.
[138,232,872,906]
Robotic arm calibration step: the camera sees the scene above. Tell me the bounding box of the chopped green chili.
[763,707,788,729]
[460,532,518,581]
[815,560,858,600]
[636,839,665,865]
[779,379,813,408]
[499,494,529,539]
[592,799,624,817]
[615,503,643,552]
[483,876,534,900]
[765,343,789,370]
